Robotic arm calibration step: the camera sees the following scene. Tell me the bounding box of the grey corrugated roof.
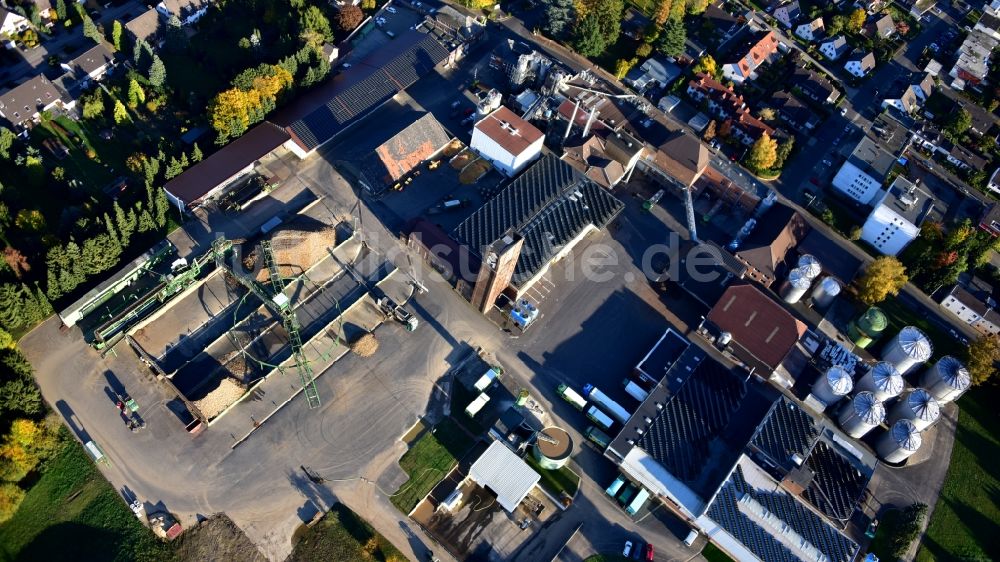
[453,155,623,287]
[802,440,870,521]
[469,441,540,512]
[749,396,819,472]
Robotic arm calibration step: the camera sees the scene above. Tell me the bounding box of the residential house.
[872,13,896,38]
[61,43,115,84]
[734,203,809,287]
[0,5,29,36]
[774,1,801,28]
[819,36,850,60]
[359,112,451,191]
[792,67,841,104]
[702,1,744,46]
[156,0,210,26]
[857,0,885,13]
[979,202,1000,235]
[831,136,896,204]
[948,30,998,88]
[124,8,164,48]
[721,31,780,84]
[625,56,682,93]
[686,73,775,145]
[939,284,1000,335]
[988,169,1000,194]
[912,123,990,170]
[975,9,1000,41]
[844,50,876,78]
[770,91,820,130]
[0,75,71,130]
[796,17,825,41]
[946,144,989,171]
[730,111,775,146]
[470,105,544,177]
[860,177,935,256]
[621,7,651,40]
[881,74,933,115]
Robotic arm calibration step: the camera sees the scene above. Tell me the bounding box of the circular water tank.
[533,427,573,469]
[856,362,904,402]
[782,267,812,304]
[876,419,922,463]
[810,276,841,309]
[810,365,854,406]
[849,307,887,348]
[920,356,971,404]
[797,254,822,279]
[882,326,933,374]
[838,391,885,438]
[888,388,940,431]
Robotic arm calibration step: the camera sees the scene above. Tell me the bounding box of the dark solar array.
[708,466,859,562]
[751,398,819,469]
[289,33,449,149]
[453,155,624,286]
[803,441,868,521]
[636,363,747,481]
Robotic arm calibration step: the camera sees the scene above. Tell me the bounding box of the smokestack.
[583,108,599,138]
[564,100,580,141]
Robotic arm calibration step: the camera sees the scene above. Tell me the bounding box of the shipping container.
[585,426,612,448]
[606,475,626,497]
[583,384,633,424]
[586,405,614,430]
[622,379,650,402]
[557,384,588,410]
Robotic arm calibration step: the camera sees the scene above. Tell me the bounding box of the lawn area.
[390,417,475,514]
[916,385,1000,561]
[702,542,736,562]
[0,434,170,562]
[583,555,630,562]
[289,503,408,562]
[525,452,581,499]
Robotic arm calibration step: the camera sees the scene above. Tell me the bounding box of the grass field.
[916,386,1000,561]
[0,435,170,562]
[525,452,581,498]
[702,542,735,562]
[390,417,475,514]
[289,503,408,562]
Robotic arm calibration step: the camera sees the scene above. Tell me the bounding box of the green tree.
[614,57,637,79]
[0,128,14,159]
[137,208,155,233]
[127,79,145,109]
[686,0,710,14]
[594,0,624,48]
[147,54,166,89]
[966,334,1000,385]
[0,379,41,417]
[0,483,25,524]
[947,108,972,137]
[657,17,686,57]
[847,8,866,33]
[300,6,333,42]
[110,19,123,51]
[774,136,795,169]
[573,13,606,57]
[113,99,129,123]
[82,89,104,120]
[541,0,575,38]
[191,143,203,163]
[855,256,908,305]
[54,0,66,20]
[164,157,182,180]
[746,132,778,171]
[154,188,170,228]
[827,15,846,36]
[82,15,101,44]
[113,201,135,245]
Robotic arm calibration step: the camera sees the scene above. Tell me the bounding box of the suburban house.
[988,169,1000,194]
[470,105,544,177]
[686,73,775,145]
[359,112,451,192]
[625,56,682,93]
[819,36,850,60]
[980,202,1000,235]
[871,13,896,38]
[561,130,644,189]
[621,7,650,40]
[939,284,1000,335]
[734,203,809,287]
[774,1,801,28]
[975,7,1000,40]
[912,123,991,170]
[770,91,820,130]
[831,136,896,204]
[860,177,935,256]
[0,75,72,130]
[947,144,989,171]
[125,8,164,48]
[156,0,210,26]
[0,6,29,37]
[844,51,876,77]
[61,43,115,84]
[702,1,745,46]
[948,30,998,88]
[721,31,780,83]
[880,72,934,114]
[796,17,825,41]
[793,67,841,104]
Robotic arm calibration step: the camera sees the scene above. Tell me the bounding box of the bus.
[585,426,612,449]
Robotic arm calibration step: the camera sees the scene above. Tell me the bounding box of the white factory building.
[470,105,545,177]
[861,177,935,256]
[831,137,897,205]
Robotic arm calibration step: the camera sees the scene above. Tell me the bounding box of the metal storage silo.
[810,365,854,406]
[849,307,887,349]
[856,362,904,402]
[888,389,940,431]
[838,391,885,438]
[810,276,841,309]
[876,419,922,463]
[781,267,812,304]
[533,427,573,469]
[797,254,822,279]
[920,356,971,403]
[882,326,933,374]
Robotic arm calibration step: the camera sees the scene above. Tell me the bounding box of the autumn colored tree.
[718,119,732,138]
[703,120,716,141]
[856,256,908,306]
[615,57,637,79]
[0,483,24,524]
[113,99,129,123]
[692,55,717,78]
[847,8,866,33]
[746,132,778,172]
[2,248,29,279]
[966,335,1000,385]
[652,0,672,25]
[335,5,363,32]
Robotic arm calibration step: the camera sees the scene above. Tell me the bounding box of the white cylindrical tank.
[920,356,971,403]
[534,427,573,469]
[810,276,841,308]
[882,326,933,374]
[888,388,940,431]
[838,391,886,438]
[718,332,732,346]
[876,419,922,463]
[810,365,854,406]
[797,254,822,279]
[781,267,812,304]
[856,362,904,402]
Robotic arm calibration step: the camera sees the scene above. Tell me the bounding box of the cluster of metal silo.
[837,391,886,439]
[881,326,933,375]
[919,356,971,404]
[856,362,904,402]
[781,267,813,304]
[809,365,854,407]
[782,255,835,306]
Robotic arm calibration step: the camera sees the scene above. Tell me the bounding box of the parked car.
[684,529,699,547]
[840,107,849,116]
[644,543,655,560]
[623,541,634,557]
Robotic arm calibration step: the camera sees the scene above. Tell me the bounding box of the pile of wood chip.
[194,378,247,420]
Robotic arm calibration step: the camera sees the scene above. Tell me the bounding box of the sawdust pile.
[350,333,379,357]
[254,225,335,283]
[195,377,247,420]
